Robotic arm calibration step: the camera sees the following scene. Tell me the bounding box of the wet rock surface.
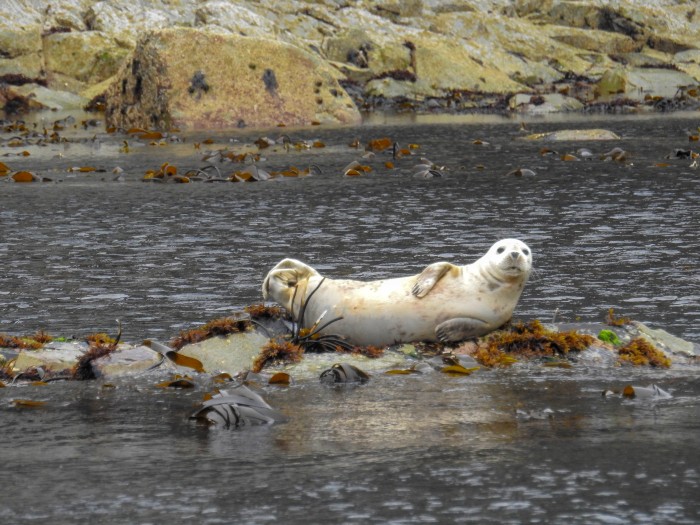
[1,1,699,125]
[2,311,697,384]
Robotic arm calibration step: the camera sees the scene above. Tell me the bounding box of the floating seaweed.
[143,339,205,373]
[189,384,284,429]
[156,375,196,389]
[320,363,370,384]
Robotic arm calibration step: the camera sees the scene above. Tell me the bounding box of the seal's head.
[483,238,532,281]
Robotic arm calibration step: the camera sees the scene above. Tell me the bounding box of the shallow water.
[1,112,700,523]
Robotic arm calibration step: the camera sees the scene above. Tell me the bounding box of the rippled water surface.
[1,112,700,523]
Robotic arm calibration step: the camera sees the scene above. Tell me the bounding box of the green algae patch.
[598,329,622,346]
[618,338,671,368]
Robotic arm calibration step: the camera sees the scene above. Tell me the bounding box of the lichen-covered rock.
[0,23,44,78]
[104,28,361,130]
[597,66,698,101]
[178,332,270,374]
[43,31,132,87]
[411,34,525,95]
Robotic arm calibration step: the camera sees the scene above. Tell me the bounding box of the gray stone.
[13,341,87,373]
[632,321,699,358]
[92,344,169,378]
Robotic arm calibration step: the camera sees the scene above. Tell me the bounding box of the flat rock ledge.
[1,316,698,384]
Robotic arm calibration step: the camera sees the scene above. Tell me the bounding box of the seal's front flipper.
[435,317,488,343]
[412,262,455,298]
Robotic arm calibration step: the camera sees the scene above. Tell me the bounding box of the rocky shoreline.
[2,306,698,387]
[2,1,700,128]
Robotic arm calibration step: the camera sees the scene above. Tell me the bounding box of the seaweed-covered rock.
[104,28,361,130]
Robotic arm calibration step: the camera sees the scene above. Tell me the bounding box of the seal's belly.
[302,275,505,346]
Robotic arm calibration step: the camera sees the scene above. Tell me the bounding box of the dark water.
[1,112,700,523]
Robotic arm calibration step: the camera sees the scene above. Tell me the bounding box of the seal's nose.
[510,252,520,260]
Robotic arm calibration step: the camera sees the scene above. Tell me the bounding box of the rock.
[509,93,584,113]
[632,321,700,358]
[91,344,169,379]
[11,83,88,110]
[546,26,640,55]
[193,2,276,38]
[266,350,416,381]
[0,21,44,78]
[43,31,132,87]
[13,341,86,373]
[84,1,191,47]
[322,28,413,83]
[523,129,621,141]
[411,34,525,95]
[596,66,698,101]
[178,331,269,374]
[104,28,361,130]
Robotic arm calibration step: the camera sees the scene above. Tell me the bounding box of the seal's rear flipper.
[435,317,488,343]
[262,258,321,311]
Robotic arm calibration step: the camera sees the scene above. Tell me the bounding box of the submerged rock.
[523,129,622,141]
[104,28,361,130]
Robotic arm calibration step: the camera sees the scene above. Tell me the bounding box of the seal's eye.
[497,247,505,254]
[522,248,530,256]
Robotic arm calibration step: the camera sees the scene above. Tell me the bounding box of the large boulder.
[44,31,132,88]
[596,66,698,100]
[105,28,361,130]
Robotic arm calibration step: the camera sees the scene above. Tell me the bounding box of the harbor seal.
[262,239,532,347]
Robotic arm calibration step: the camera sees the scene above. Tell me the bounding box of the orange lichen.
[618,338,671,368]
[252,340,304,373]
[170,317,251,351]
